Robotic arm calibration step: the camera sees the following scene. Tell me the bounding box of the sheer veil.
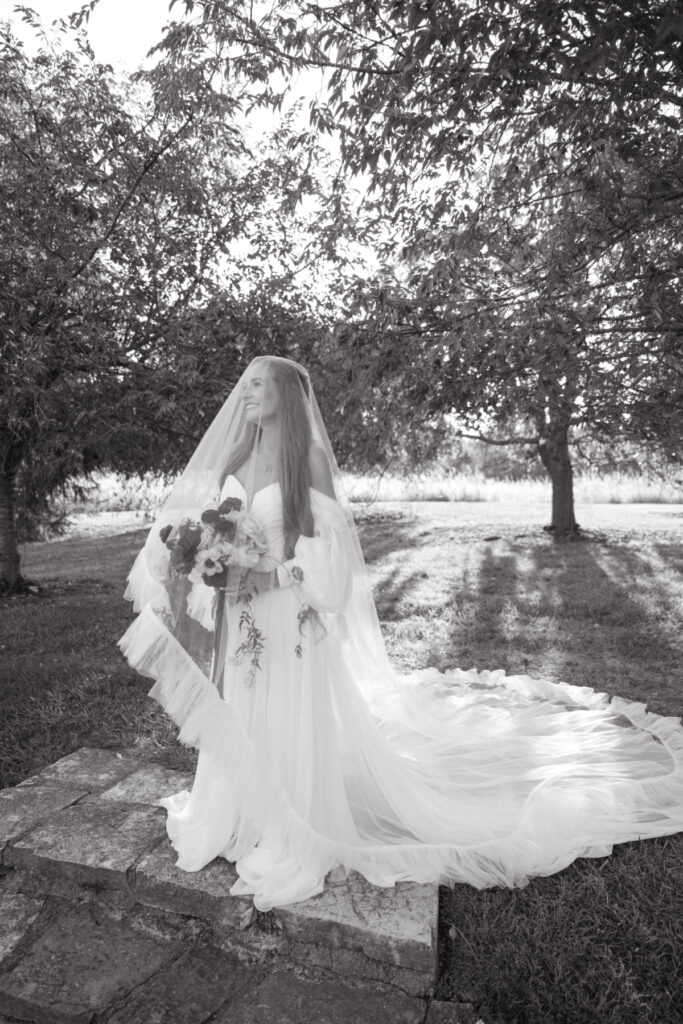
[119,354,683,908]
[123,354,398,711]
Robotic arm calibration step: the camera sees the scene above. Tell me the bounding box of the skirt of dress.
[119,584,683,911]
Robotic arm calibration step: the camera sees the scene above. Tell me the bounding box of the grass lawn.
[3,499,682,1024]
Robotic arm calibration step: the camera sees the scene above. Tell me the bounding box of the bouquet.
[159,497,269,591]
[158,497,324,685]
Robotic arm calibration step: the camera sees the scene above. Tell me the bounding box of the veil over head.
[123,354,397,709]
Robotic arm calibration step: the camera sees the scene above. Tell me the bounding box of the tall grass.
[341,469,683,504]
[65,468,683,519]
[67,471,173,512]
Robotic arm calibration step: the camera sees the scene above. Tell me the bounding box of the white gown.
[119,476,683,911]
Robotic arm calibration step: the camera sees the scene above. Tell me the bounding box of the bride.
[119,355,683,911]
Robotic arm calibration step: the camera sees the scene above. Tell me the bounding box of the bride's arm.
[275,495,353,613]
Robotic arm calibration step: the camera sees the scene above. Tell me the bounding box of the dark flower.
[290,565,304,583]
[218,496,243,514]
[203,568,228,589]
[176,522,202,553]
[202,501,240,538]
[201,509,221,525]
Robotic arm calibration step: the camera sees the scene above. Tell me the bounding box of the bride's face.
[241,365,280,424]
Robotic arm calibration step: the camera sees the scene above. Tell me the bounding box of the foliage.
[160,1,683,530]
[159,1,683,179]
[335,119,682,459]
[0,11,360,585]
[0,17,231,552]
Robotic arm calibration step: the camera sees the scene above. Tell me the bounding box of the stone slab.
[4,801,165,889]
[282,938,430,998]
[0,894,44,966]
[106,949,258,1024]
[96,764,194,806]
[276,871,438,975]
[0,784,88,852]
[18,747,140,793]
[134,841,253,928]
[213,970,426,1024]
[0,908,176,1024]
[425,999,479,1024]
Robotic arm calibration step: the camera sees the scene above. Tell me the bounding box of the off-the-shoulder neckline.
[224,475,278,506]
[224,475,339,510]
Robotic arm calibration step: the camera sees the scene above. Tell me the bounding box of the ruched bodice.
[220,475,286,564]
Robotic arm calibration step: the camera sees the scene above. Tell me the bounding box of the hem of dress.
[118,604,683,899]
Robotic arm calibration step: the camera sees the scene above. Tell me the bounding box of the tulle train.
[119,602,683,910]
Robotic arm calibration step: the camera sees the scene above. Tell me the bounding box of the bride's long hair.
[272,359,315,557]
[220,357,314,558]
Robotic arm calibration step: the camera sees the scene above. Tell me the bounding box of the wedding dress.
[119,356,683,911]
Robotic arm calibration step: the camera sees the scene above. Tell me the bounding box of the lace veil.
[124,354,398,709]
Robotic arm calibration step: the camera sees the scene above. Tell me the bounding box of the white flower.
[231,545,261,569]
[236,512,268,550]
[200,523,217,547]
[196,546,228,576]
[213,540,234,559]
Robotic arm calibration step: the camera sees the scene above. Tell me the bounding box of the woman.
[119,355,683,911]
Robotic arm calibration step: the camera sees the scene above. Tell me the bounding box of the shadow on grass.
[654,541,683,572]
[435,534,683,1024]
[527,541,681,713]
[19,528,149,584]
[357,510,437,621]
[438,537,682,716]
[372,566,431,621]
[355,509,421,565]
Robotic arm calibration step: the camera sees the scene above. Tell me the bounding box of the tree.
[335,118,681,532]
[0,13,357,591]
[160,0,683,533]
[0,17,241,589]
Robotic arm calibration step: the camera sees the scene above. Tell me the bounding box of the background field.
[2,488,682,1024]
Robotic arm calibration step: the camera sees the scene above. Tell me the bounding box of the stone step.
[0,887,476,1024]
[1,748,440,998]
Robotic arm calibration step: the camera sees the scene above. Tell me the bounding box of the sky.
[4,0,172,68]
[4,0,374,271]
[4,0,326,144]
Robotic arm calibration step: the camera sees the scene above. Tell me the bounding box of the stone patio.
[0,748,478,1023]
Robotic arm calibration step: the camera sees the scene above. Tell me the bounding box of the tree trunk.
[0,461,21,593]
[537,426,579,537]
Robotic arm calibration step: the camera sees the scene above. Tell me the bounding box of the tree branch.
[71,112,195,280]
[457,432,539,446]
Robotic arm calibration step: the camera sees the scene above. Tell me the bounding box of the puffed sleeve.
[275,490,353,614]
